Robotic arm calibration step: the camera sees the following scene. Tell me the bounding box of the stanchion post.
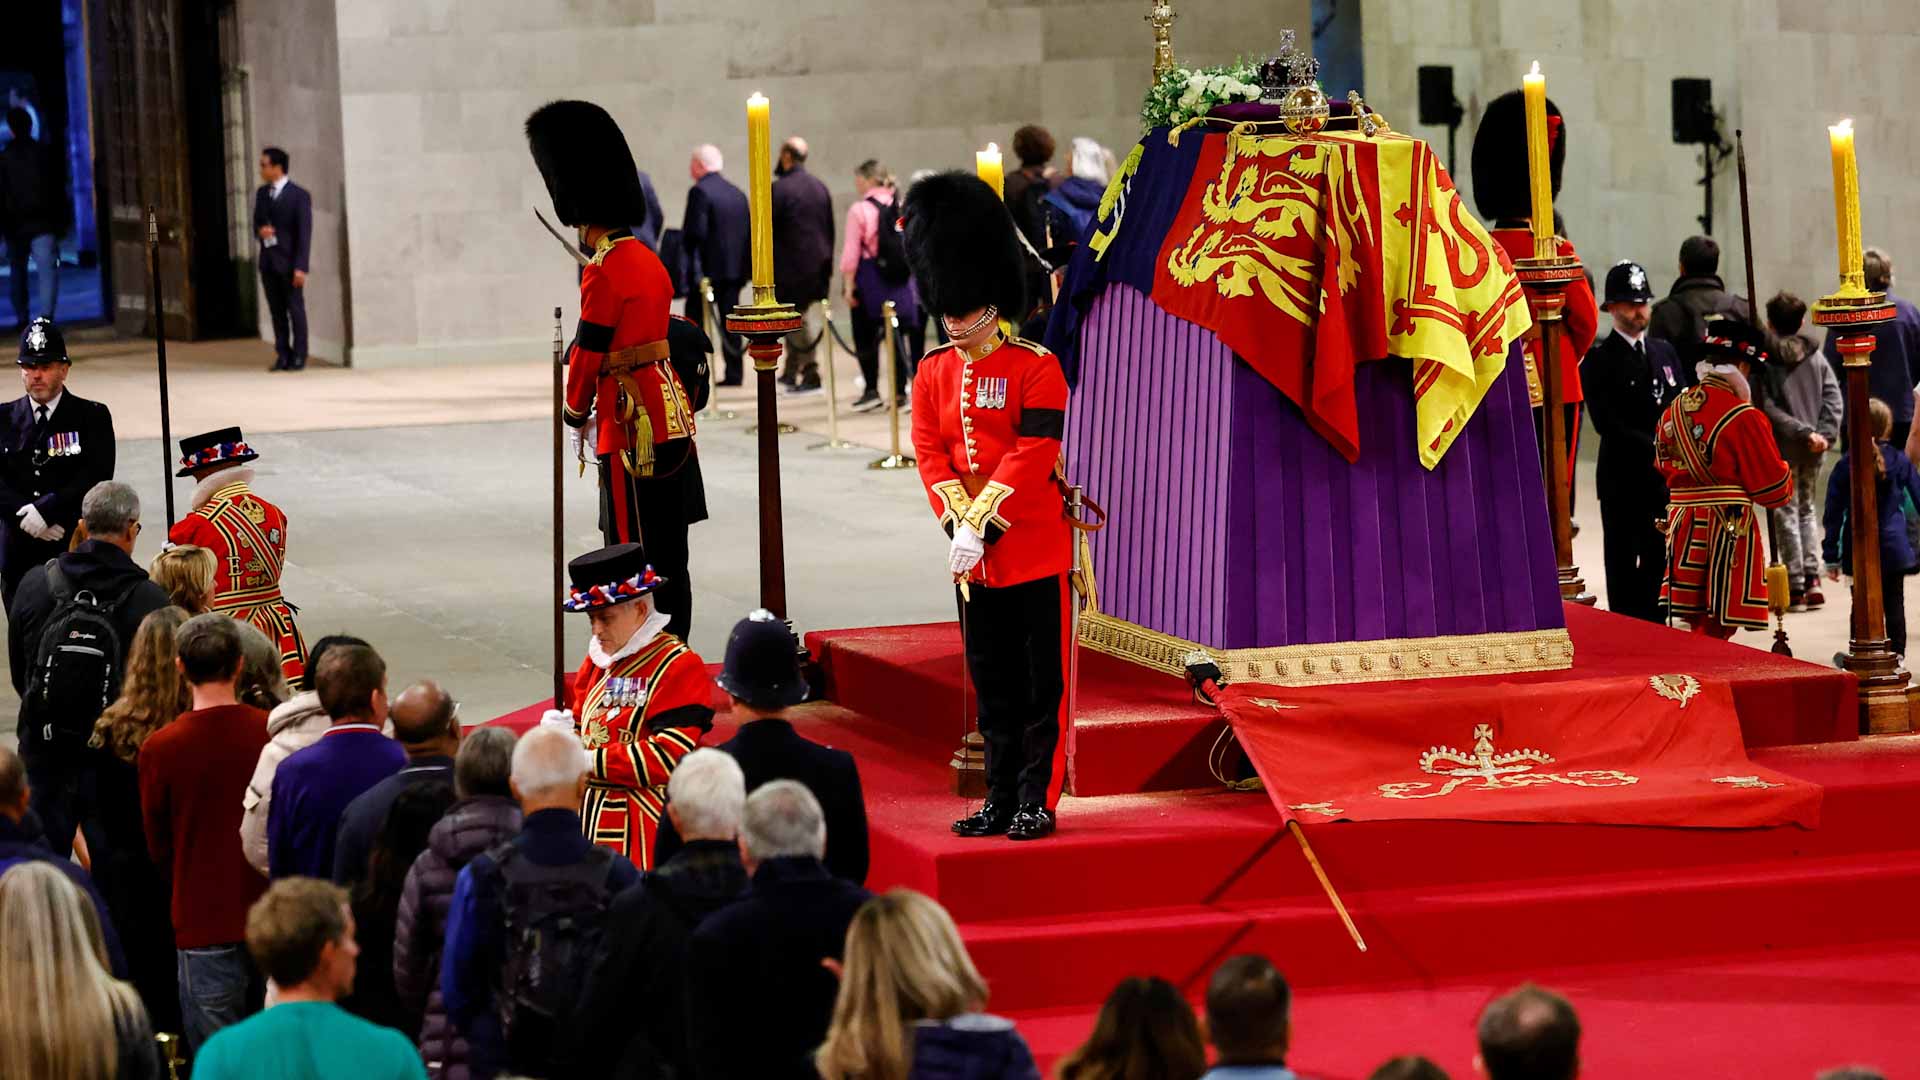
[1814,297,1912,734]
[810,299,855,450]
[1514,253,1594,604]
[868,301,916,470]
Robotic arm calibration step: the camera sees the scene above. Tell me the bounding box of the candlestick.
[1829,117,1865,295]
[1522,61,1554,260]
[976,143,1004,199]
[747,92,773,296]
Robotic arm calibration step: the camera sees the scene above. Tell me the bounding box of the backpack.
[492,842,617,1072]
[869,196,911,286]
[26,562,138,750]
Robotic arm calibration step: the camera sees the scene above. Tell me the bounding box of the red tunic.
[1656,376,1793,628]
[167,479,307,684]
[567,632,712,869]
[1490,229,1596,406]
[910,329,1073,588]
[564,233,697,483]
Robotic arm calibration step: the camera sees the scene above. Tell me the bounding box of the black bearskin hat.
[524,100,648,228]
[1470,89,1565,225]
[902,171,1027,321]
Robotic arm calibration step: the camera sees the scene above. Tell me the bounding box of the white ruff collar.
[1696,363,1751,402]
[587,605,672,669]
[190,467,255,511]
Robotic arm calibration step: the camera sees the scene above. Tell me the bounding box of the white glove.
[949,524,985,576]
[571,412,598,461]
[17,504,55,541]
[540,708,576,732]
[43,524,65,542]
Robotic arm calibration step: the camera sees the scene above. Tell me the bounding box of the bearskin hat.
[1470,89,1565,225]
[1698,316,1772,368]
[902,171,1027,321]
[524,100,648,228]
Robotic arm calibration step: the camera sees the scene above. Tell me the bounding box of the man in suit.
[1582,261,1687,624]
[687,781,869,1080]
[0,319,114,608]
[682,144,751,386]
[254,146,313,372]
[771,136,835,393]
[653,609,868,882]
[2,105,70,328]
[632,168,666,251]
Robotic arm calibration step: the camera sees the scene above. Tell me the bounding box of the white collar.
[190,466,255,511]
[586,605,672,670]
[1613,327,1648,348]
[31,391,62,419]
[271,176,289,197]
[1697,363,1752,402]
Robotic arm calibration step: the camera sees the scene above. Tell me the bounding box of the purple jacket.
[393,795,521,1079]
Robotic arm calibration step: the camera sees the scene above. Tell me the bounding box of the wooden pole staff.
[1736,130,1793,656]
[147,207,176,525]
[1289,820,1367,953]
[551,307,566,710]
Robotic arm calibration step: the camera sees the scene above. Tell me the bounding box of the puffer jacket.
[393,795,522,1079]
[239,690,330,876]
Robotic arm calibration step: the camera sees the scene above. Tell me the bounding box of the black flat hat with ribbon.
[1698,318,1773,369]
[176,427,260,477]
[564,542,665,612]
[713,608,808,709]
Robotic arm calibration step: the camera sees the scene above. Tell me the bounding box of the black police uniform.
[1579,262,1687,623]
[0,320,115,609]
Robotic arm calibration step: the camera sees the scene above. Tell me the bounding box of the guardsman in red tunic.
[526,100,709,641]
[1473,90,1598,504]
[1656,322,1792,637]
[167,426,308,684]
[905,171,1073,842]
[541,542,712,868]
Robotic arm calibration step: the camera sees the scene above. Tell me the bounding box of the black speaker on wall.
[1417,65,1464,126]
[1672,78,1717,145]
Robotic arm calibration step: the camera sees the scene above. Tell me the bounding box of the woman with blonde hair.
[0,861,161,1079]
[816,888,1038,1080]
[148,545,217,614]
[88,605,189,1035]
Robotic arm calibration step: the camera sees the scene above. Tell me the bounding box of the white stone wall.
[327,0,1308,367]
[1363,0,1920,330]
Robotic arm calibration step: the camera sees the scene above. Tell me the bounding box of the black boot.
[951,800,1015,837]
[1006,804,1055,841]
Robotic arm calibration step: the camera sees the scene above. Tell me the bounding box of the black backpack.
[870,195,911,286]
[492,842,617,1073]
[26,563,138,750]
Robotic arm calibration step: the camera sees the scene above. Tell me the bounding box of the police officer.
[1579,261,1687,622]
[0,318,115,608]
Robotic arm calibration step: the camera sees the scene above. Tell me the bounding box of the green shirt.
[192,1001,425,1080]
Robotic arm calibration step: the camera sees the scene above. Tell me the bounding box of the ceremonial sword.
[534,208,590,268]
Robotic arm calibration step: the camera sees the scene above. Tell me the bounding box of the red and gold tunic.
[1490,229,1595,407]
[168,478,308,684]
[1656,375,1793,629]
[564,231,697,537]
[567,632,712,869]
[910,328,1073,587]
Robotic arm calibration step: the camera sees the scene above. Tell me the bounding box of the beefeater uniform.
[527,100,709,641]
[553,543,713,869]
[905,171,1074,842]
[1474,91,1596,503]
[168,428,308,684]
[1656,325,1792,634]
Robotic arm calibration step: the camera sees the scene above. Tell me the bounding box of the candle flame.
[747,91,768,106]
[1833,117,1854,136]
[986,142,998,153]
[1528,60,1541,77]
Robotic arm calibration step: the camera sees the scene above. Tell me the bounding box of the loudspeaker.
[1418,65,1463,126]
[1671,78,1716,144]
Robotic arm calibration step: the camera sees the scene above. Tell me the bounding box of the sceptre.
[148,207,176,525]
[1736,130,1792,657]
[551,306,567,709]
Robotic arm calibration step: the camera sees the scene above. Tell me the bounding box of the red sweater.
[139,704,271,947]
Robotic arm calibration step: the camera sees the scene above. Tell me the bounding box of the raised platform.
[808,603,1858,797]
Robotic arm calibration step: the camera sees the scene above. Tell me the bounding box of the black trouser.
[1884,560,1907,658]
[687,278,746,382]
[260,267,307,365]
[1600,496,1667,622]
[851,304,885,398]
[23,746,89,859]
[2,530,66,611]
[958,574,1064,807]
[598,457,695,641]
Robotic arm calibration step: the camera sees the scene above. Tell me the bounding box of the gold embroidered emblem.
[1288,801,1343,817]
[1378,724,1638,800]
[1247,697,1299,711]
[1710,775,1782,790]
[241,499,267,525]
[1648,674,1702,709]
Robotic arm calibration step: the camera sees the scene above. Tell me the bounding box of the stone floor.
[0,335,1887,744]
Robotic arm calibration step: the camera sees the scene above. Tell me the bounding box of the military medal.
[974,377,1008,410]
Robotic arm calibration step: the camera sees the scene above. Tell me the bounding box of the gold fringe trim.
[1079,611,1574,687]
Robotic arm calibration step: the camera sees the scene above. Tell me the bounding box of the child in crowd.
[1823,398,1920,659]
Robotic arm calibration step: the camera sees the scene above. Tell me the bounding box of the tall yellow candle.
[747,92,774,293]
[1829,117,1864,293]
[976,143,1004,199]
[1522,61,1554,260]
